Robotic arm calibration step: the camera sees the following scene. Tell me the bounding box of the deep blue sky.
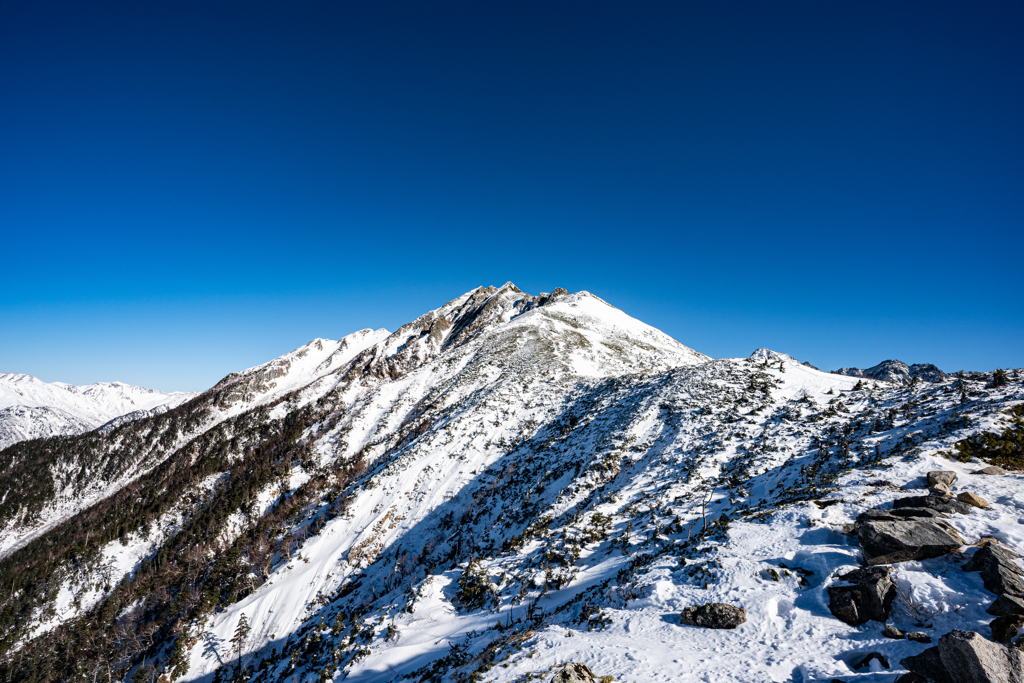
[2,1,1022,392]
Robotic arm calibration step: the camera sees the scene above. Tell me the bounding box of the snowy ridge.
[2,285,1022,683]
[0,373,194,451]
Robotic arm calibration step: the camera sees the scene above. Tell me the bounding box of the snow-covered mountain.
[0,373,195,451]
[1,284,1021,683]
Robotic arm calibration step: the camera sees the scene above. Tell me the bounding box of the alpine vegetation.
[1,284,1021,683]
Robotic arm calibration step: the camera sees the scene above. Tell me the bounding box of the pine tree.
[231,614,251,677]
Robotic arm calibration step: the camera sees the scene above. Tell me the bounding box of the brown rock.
[958,492,990,508]
[884,623,905,639]
[992,615,1024,644]
[552,663,596,683]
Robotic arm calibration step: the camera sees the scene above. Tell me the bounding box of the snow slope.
[4,284,1022,683]
[0,373,195,451]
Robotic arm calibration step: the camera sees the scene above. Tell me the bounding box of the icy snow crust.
[0,374,194,451]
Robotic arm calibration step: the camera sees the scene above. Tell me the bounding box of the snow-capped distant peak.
[0,374,195,451]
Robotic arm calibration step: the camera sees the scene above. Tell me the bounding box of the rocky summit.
[0,284,1022,683]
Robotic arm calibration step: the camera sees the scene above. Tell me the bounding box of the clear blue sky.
[1,1,1022,392]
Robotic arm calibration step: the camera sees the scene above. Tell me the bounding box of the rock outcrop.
[827,567,896,625]
[858,519,963,565]
[902,629,1024,683]
[892,495,972,515]
[679,603,747,629]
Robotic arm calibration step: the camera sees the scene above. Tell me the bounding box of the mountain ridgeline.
[0,284,1020,683]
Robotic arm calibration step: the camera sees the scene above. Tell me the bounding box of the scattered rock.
[858,520,964,565]
[988,594,1024,617]
[930,483,953,498]
[551,663,596,683]
[884,623,905,639]
[992,615,1024,644]
[907,631,932,643]
[928,471,958,487]
[679,603,746,629]
[893,495,973,515]
[852,652,889,670]
[974,466,1006,475]
[958,492,991,508]
[827,567,896,625]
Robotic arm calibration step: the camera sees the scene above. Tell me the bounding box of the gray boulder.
[973,466,1006,475]
[901,646,952,683]
[902,630,1024,683]
[680,602,746,629]
[964,545,1024,597]
[858,520,963,565]
[893,495,972,515]
[939,629,1024,683]
[928,471,958,487]
[827,566,896,625]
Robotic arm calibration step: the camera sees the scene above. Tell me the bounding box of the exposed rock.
[893,674,928,683]
[551,663,596,683]
[889,507,949,520]
[679,603,746,629]
[937,629,1024,683]
[858,520,963,565]
[884,623,905,639]
[893,495,973,515]
[907,631,932,643]
[852,652,889,670]
[966,543,1024,571]
[901,646,952,683]
[904,630,1024,683]
[856,509,901,524]
[976,537,1020,554]
[991,615,1024,644]
[964,545,1024,597]
[958,492,991,508]
[988,594,1024,617]
[974,466,1006,475]
[827,567,896,625]
[834,360,945,385]
[930,483,953,498]
[928,471,958,487]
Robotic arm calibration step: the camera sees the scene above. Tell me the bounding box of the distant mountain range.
[0,373,194,451]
